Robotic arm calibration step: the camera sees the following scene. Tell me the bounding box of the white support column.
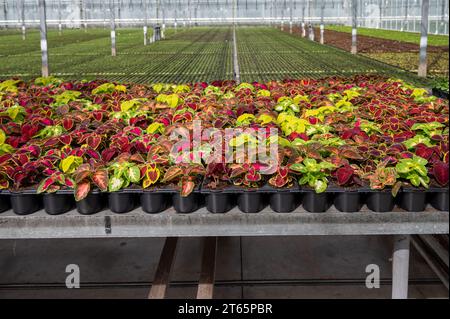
[39,0,49,77]
[351,0,357,54]
[143,0,148,45]
[21,0,26,40]
[320,1,325,44]
[392,235,410,299]
[109,0,116,56]
[418,0,429,77]
[289,0,293,34]
[301,2,306,37]
[58,0,62,35]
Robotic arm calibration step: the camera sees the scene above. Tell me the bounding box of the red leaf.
[415,146,434,160]
[75,181,91,201]
[433,161,449,186]
[59,135,72,145]
[92,111,103,121]
[92,169,108,191]
[63,118,74,130]
[336,165,354,186]
[180,179,195,197]
[37,177,55,193]
[101,148,117,162]
[87,135,102,149]
[44,137,60,148]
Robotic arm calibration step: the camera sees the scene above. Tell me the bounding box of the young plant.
[365,161,401,195]
[268,166,292,188]
[161,164,205,196]
[72,163,108,201]
[332,164,363,187]
[37,171,75,194]
[108,160,142,192]
[290,158,335,193]
[395,155,430,188]
[431,161,449,186]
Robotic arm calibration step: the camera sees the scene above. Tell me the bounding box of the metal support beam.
[411,235,449,289]
[148,237,179,299]
[39,0,49,77]
[233,26,240,84]
[197,237,218,299]
[1,207,448,239]
[418,0,429,77]
[392,235,410,299]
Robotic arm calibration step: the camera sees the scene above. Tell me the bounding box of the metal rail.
[0,205,447,239]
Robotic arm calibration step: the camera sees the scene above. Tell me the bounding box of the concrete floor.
[0,236,447,299]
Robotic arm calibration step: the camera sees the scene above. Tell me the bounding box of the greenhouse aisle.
[0,236,447,299]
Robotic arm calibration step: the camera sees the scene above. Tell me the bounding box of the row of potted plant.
[0,75,448,214]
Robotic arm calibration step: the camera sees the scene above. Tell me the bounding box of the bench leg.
[392,235,410,299]
[197,237,218,299]
[148,237,179,299]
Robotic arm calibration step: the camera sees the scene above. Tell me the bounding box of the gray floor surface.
[0,236,448,299]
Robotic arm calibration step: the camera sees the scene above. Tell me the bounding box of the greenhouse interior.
[0,0,448,301]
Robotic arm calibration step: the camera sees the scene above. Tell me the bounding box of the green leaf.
[127,165,141,183]
[314,179,327,193]
[236,113,255,125]
[120,99,142,112]
[108,176,124,192]
[0,129,5,145]
[290,163,305,172]
[0,79,20,93]
[146,122,165,134]
[152,83,164,93]
[256,89,271,97]
[60,155,83,174]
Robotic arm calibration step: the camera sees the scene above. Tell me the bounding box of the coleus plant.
[332,164,363,187]
[72,162,108,201]
[364,161,401,196]
[395,155,430,188]
[161,163,205,196]
[108,159,142,192]
[290,158,336,193]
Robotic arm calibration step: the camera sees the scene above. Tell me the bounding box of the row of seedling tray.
[0,186,448,215]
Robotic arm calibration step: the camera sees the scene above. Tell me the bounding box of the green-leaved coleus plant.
[290,158,336,193]
[395,155,430,188]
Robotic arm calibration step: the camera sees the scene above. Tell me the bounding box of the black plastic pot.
[302,192,330,213]
[432,88,449,100]
[108,192,137,214]
[141,192,169,214]
[237,192,266,213]
[76,193,105,215]
[398,191,427,212]
[334,192,361,212]
[0,194,11,213]
[43,193,75,215]
[270,192,299,213]
[366,192,395,212]
[205,193,234,214]
[172,192,200,214]
[10,193,42,215]
[429,191,449,211]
